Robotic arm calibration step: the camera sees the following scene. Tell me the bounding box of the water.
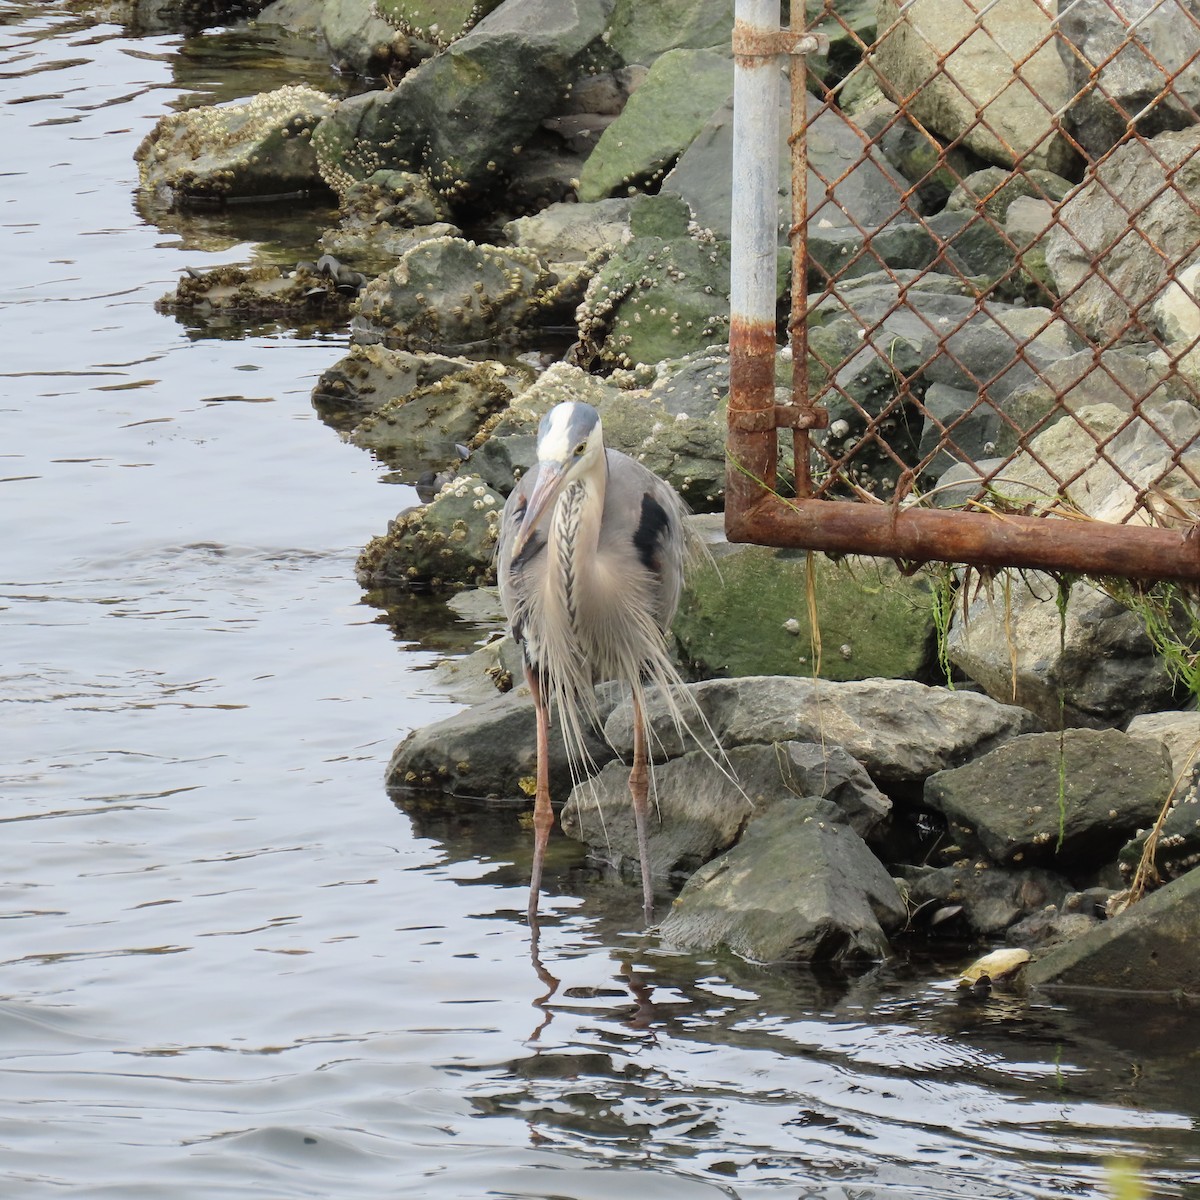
[2,6,1198,1197]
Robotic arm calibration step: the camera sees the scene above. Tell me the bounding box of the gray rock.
[605,0,732,66]
[1057,0,1200,159]
[1046,127,1200,343]
[900,861,1070,935]
[872,0,1077,176]
[1126,711,1200,779]
[135,85,336,205]
[561,740,892,882]
[659,797,908,963]
[1026,865,1200,999]
[917,383,1001,477]
[608,676,1037,784]
[353,236,563,349]
[923,728,1172,870]
[386,680,619,799]
[577,48,732,202]
[375,0,503,46]
[1118,784,1200,884]
[948,574,1177,729]
[663,83,908,243]
[503,197,635,263]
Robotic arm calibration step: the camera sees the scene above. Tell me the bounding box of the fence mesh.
[783,0,1200,549]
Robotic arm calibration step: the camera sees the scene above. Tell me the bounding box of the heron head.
[511,401,605,556]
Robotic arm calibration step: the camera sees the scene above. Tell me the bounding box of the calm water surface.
[2,6,1199,1198]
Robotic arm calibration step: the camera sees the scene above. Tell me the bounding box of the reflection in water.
[1,5,1199,1199]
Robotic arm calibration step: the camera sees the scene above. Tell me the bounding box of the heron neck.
[548,455,606,591]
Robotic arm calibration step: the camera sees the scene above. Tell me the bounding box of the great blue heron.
[497,400,700,923]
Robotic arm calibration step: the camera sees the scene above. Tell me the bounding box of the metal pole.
[727,0,782,525]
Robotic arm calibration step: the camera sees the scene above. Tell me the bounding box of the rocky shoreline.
[124,0,1200,999]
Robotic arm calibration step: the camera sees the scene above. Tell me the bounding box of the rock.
[574,194,732,368]
[385,683,619,800]
[872,0,1077,176]
[353,236,565,349]
[1056,0,1200,159]
[608,676,1037,784]
[993,346,1185,454]
[577,48,733,202]
[947,573,1177,729]
[1025,865,1200,999]
[347,363,515,470]
[1126,711,1200,779]
[311,344,482,425]
[986,398,1200,525]
[375,0,503,47]
[916,383,1001,477]
[135,85,336,206]
[956,947,1031,988]
[1046,128,1200,343]
[605,0,733,66]
[663,83,908,242]
[1118,783,1200,884]
[155,261,354,319]
[659,798,908,963]
[561,740,892,881]
[900,861,1069,936]
[503,197,635,263]
[923,729,1172,870]
[944,166,1074,222]
[256,0,414,76]
[673,528,936,681]
[313,0,606,202]
[356,472,504,591]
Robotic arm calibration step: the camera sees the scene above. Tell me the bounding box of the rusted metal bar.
[728,0,784,514]
[786,1,825,499]
[728,495,1200,583]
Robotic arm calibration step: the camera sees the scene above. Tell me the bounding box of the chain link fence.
[730,0,1200,583]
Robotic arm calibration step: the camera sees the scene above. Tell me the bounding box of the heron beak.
[511,460,567,559]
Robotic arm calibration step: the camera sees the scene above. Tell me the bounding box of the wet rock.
[872,0,1077,176]
[1046,128,1200,343]
[348,364,515,469]
[1118,786,1200,885]
[609,676,1037,785]
[574,194,731,369]
[577,48,733,202]
[503,197,635,263]
[1056,0,1200,159]
[1025,865,1200,1000]
[356,472,503,591]
[156,261,355,318]
[135,84,336,206]
[257,0,414,76]
[673,526,936,681]
[659,798,908,963]
[1006,903,1105,953]
[353,236,566,349]
[561,740,892,882]
[948,574,1177,730]
[386,683,618,800]
[923,729,1172,871]
[311,343,481,425]
[900,861,1069,936]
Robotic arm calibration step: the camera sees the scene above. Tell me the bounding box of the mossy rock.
[606,0,733,66]
[576,196,731,368]
[356,473,502,592]
[675,532,935,681]
[375,0,501,45]
[577,48,733,202]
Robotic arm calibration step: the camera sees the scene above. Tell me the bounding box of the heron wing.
[600,449,691,633]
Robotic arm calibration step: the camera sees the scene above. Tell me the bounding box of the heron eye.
[573,441,587,457]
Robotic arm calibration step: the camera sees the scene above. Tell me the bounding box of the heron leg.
[629,692,655,923]
[526,667,554,923]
